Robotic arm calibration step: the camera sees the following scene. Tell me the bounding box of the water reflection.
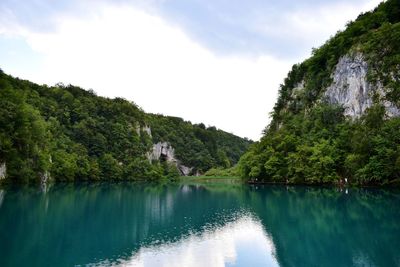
[0,183,399,267]
[99,215,278,267]
[0,189,4,208]
[251,186,400,267]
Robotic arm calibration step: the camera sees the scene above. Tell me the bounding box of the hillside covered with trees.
[239,0,400,185]
[0,71,251,183]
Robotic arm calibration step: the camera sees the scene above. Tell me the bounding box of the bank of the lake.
[179,175,242,184]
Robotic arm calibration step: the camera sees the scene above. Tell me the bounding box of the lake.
[0,182,399,267]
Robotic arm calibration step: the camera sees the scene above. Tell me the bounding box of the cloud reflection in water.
[98,214,279,267]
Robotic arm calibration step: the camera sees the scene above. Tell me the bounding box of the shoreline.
[1,176,400,188]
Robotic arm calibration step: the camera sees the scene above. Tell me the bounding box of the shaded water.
[0,183,399,267]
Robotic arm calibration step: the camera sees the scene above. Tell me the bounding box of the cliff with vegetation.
[0,71,251,183]
[239,0,400,185]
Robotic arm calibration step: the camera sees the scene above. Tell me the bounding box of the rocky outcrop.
[148,142,176,162]
[324,53,400,118]
[291,80,305,97]
[148,142,193,176]
[142,125,152,137]
[40,172,52,193]
[135,124,152,137]
[135,124,141,136]
[178,165,193,176]
[40,171,50,185]
[0,160,52,184]
[0,162,6,180]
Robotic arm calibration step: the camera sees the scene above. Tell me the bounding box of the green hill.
[0,71,251,183]
[239,0,400,185]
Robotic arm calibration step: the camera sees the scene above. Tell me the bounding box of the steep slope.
[239,0,400,185]
[0,71,251,183]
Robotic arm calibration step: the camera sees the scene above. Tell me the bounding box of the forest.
[238,0,400,185]
[0,71,251,183]
[1,0,399,186]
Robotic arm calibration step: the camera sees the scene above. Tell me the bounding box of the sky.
[0,0,382,140]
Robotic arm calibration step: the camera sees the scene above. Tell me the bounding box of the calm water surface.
[0,182,399,267]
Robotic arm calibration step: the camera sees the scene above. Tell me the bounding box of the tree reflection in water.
[0,183,399,267]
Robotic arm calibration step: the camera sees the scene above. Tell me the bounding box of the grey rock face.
[379,84,400,118]
[0,162,6,180]
[148,142,193,176]
[148,142,176,162]
[325,54,372,118]
[135,124,152,137]
[40,171,50,185]
[325,53,400,118]
[178,165,193,176]
[142,125,152,137]
[291,80,305,97]
[135,124,141,136]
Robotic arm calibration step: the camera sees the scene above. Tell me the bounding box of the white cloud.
[4,4,291,140]
[1,1,383,140]
[285,0,382,39]
[250,0,383,57]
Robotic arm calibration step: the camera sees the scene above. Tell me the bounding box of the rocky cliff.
[239,0,400,185]
[324,53,400,118]
[135,124,197,176]
[0,162,6,180]
[147,142,193,176]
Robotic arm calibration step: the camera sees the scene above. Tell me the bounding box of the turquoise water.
[0,183,399,267]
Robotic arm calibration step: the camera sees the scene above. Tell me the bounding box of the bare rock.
[0,162,6,180]
[325,53,400,118]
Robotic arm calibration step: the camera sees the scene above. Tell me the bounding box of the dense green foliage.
[0,71,251,183]
[204,166,239,177]
[149,115,250,172]
[239,0,400,185]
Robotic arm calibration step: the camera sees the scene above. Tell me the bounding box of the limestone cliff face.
[40,171,50,185]
[135,124,195,176]
[148,142,176,163]
[292,81,305,96]
[0,162,6,180]
[135,124,152,137]
[324,53,400,118]
[148,142,193,176]
[142,125,152,137]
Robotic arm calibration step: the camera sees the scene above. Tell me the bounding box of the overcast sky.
[0,0,382,140]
